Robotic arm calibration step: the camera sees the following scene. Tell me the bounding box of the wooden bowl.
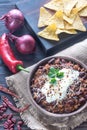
[27,55,87,124]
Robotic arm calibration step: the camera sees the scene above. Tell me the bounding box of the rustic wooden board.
[16,0,87,55]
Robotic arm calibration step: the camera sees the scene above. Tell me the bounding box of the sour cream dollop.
[41,68,79,103]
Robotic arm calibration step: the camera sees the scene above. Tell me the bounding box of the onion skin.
[8,34,36,54]
[0,9,24,33]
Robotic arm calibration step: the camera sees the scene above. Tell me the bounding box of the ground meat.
[30,57,87,114]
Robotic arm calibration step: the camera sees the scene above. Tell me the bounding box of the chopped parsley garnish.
[48,67,59,78]
[57,71,64,78]
[48,67,64,84]
[50,78,56,84]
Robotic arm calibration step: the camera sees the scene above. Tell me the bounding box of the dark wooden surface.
[0,0,87,130]
[0,1,44,130]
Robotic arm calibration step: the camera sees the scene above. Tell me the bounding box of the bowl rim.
[27,55,87,117]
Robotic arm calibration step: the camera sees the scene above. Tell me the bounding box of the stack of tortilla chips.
[37,0,87,41]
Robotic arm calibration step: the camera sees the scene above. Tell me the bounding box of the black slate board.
[16,0,87,56]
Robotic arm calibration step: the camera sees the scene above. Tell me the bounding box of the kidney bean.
[0,105,4,109]
[0,103,7,116]
[75,91,83,96]
[67,99,75,105]
[79,72,85,77]
[17,124,22,130]
[79,97,86,105]
[8,113,13,120]
[9,123,14,128]
[1,107,7,111]
[7,119,12,124]
[83,75,87,80]
[11,118,16,124]
[3,122,9,128]
[3,125,8,129]
[10,128,14,130]
[0,110,4,114]
[75,82,80,87]
[18,120,24,125]
[85,95,87,100]
[2,102,8,107]
[0,116,3,120]
[2,113,9,118]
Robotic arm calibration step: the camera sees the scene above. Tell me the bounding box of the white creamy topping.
[41,68,79,103]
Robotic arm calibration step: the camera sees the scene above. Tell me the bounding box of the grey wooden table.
[0,0,87,130]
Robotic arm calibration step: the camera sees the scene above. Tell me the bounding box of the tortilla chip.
[64,21,74,30]
[79,6,87,17]
[71,7,78,15]
[63,0,78,16]
[64,14,86,32]
[44,0,63,11]
[63,14,75,24]
[37,0,87,41]
[72,14,86,31]
[63,8,78,24]
[38,23,59,41]
[56,28,77,34]
[38,7,52,28]
[47,11,64,29]
[76,0,87,11]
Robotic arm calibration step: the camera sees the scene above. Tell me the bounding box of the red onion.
[0,9,24,33]
[8,33,36,54]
